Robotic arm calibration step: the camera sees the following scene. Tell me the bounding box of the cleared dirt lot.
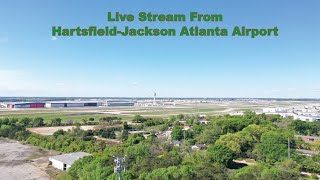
[0,138,52,180]
[27,124,122,135]
[27,125,99,135]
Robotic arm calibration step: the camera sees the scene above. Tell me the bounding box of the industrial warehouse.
[49,152,91,171]
[0,100,135,108]
[45,101,102,108]
[0,102,45,108]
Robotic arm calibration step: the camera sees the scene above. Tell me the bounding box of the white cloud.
[51,36,58,41]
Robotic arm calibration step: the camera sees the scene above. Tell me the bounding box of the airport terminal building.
[104,100,135,107]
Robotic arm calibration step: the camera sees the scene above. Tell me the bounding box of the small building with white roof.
[49,152,91,171]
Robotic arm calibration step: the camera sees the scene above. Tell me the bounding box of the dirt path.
[0,138,51,180]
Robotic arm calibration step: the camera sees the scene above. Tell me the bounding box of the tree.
[233,165,264,180]
[51,118,62,126]
[254,131,293,164]
[53,129,66,137]
[171,126,183,141]
[32,117,44,127]
[195,128,221,144]
[132,115,145,123]
[289,120,320,136]
[82,119,88,125]
[207,144,235,166]
[194,163,229,180]
[311,140,320,151]
[120,130,129,141]
[122,122,129,130]
[18,117,31,127]
[186,119,194,125]
[215,131,254,155]
[177,114,184,120]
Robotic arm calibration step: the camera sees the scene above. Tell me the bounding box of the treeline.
[132,115,166,127]
[290,120,320,136]
[0,118,105,153]
[0,115,146,154]
[26,127,106,153]
[0,116,88,128]
[0,115,127,129]
[0,116,125,153]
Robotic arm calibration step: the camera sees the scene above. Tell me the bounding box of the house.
[49,152,91,171]
[192,144,206,150]
[199,120,209,125]
[295,135,320,143]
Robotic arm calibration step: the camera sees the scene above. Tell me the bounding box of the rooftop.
[50,152,91,165]
[46,101,100,104]
[3,102,45,105]
[295,135,320,140]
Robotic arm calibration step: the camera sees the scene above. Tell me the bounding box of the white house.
[49,152,91,171]
[199,120,209,125]
[192,144,206,150]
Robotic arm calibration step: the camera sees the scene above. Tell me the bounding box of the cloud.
[0,37,8,43]
[51,36,58,41]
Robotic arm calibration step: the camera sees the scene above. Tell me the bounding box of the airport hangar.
[4,102,45,108]
[45,101,102,108]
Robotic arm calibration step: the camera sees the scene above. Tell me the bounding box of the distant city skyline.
[1,0,320,98]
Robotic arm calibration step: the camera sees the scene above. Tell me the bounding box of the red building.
[6,102,45,109]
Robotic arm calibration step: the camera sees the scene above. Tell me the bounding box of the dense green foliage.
[26,127,106,153]
[290,120,320,136]
[1,111,320,179]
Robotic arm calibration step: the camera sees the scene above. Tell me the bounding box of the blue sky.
[0,0,319,98]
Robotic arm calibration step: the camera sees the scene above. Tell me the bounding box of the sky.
[0,0,320,98]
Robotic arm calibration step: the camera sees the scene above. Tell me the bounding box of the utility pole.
[288,137,291,159]
[113,156,126,180]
